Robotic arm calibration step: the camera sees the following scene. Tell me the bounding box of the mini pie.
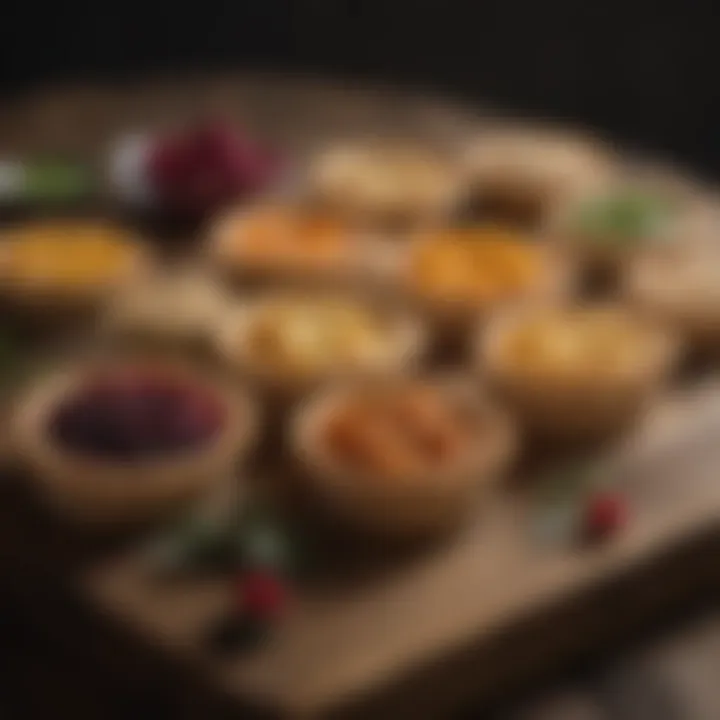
[463,129,615,230]
[292,378,516,537]
[11,360,257,526]
[306,142,461,230]
[104,269,230,348]
[0,220,148,309]
[479,305,678,440]
[209,203,369,286]
[626,246,720,353]
[549,186,694,278]
[403,228,571,332]
[216,295,424,398]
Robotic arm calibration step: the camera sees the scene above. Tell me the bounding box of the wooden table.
[3,75,720,720]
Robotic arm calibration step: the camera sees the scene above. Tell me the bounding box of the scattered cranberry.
[235,570,288,622]
[582,492,628,542]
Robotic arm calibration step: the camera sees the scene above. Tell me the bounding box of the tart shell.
[290,377,517,539]
[545,172,719,285]
[462,128,617,230]
[206,205,396,293]
[625,248,720,356]
[400,241,576,353]
[305,142,463,232]
[10,360,259,527]
[477,305,680,441]
[0,232,153,332]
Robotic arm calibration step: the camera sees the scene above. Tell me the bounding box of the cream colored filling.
[246,302,394,373]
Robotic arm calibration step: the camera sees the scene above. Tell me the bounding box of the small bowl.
[0,220,152,332]
[462,127,616,230]
[10,359,258,527]
[291,376,517,539]
[477,303,679,442]
[215,293,426,410]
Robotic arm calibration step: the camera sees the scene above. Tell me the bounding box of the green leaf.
[23,162,93,202]
[574,191,676,245]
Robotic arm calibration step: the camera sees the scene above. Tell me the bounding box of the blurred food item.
[571,191,676,244]
[497,308,653,378]
[229,297,409,376]
[292,378,516,537]
[322,386,474,480]
[627,246,720,354]
[105,269,229,346]
[0,159,93,205]
[464,129,614,229]
[0,221,146,296]
[210,204,356,282]
[408,230,542,304]
[111,120,279,216]
[481,305,678,440]
[11,361,257,525]
[307,141,461,230]
[50,365,228,460]
[582,491,629,543]
[552,187,685,279]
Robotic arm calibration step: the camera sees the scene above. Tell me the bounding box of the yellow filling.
[246,300,391,373]
[501,310,648,377]
[410,230,541,302]
[1,222,138,286]
[228,207,347,266]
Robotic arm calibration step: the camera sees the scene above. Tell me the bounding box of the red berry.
[583,492,628,542]
[145,120,278,214]
[235,570,288,621]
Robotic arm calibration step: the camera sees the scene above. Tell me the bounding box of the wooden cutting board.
[79,380,720,719]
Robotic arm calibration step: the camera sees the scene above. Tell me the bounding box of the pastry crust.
[103,267,230,351]
[546,174,717,282]
[463,128,615,229]
[0,221,152,323]
[625,245,720,354]
[478,304,679,441]
[305,141,462,231]
[10,360,258,527]
[400,231,575,346]
[291,377,517,538]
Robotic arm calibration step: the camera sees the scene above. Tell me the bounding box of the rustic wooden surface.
[80,380,720,719]
[3,75,720,719]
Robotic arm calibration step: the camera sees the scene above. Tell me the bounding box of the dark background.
[2,1,720,176]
